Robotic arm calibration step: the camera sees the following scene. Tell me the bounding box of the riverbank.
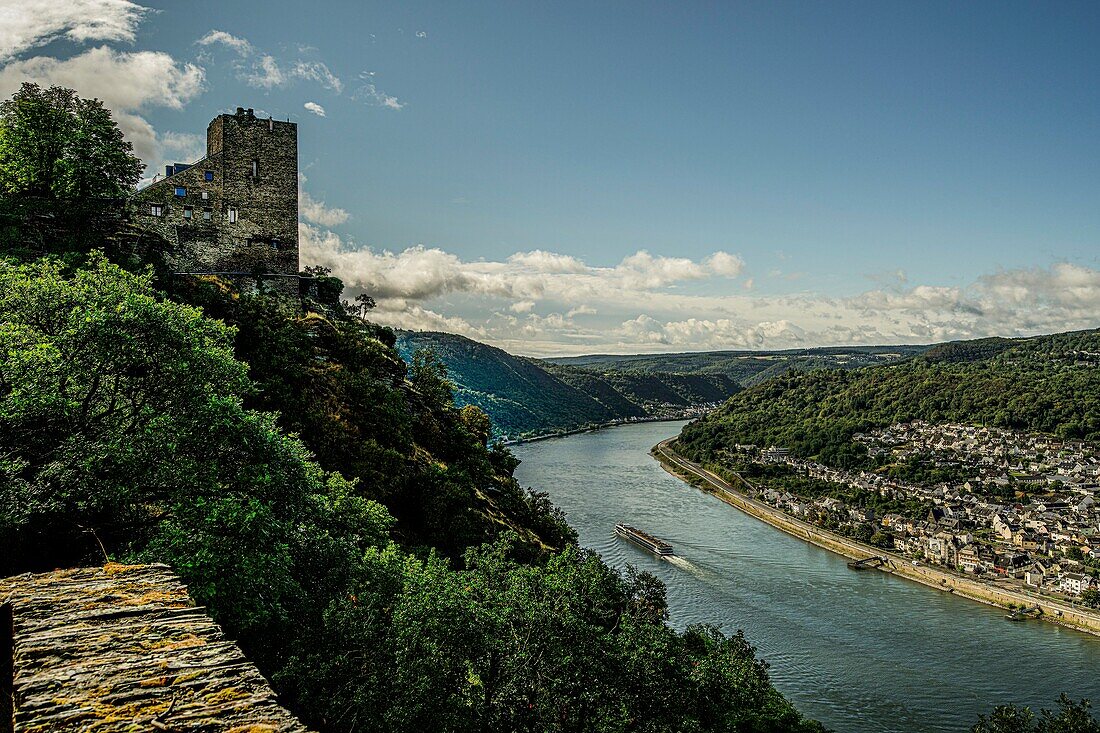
[504,413,702,446]
[652,438,1100,638]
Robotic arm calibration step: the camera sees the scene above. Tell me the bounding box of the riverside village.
[733,422,1100,606]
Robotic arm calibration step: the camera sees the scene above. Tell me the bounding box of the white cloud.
[293,61,342,93]
[0,0,148,61]
[298,174,349,227]
[353,72,403,110]
[245,54,284,88]
[297,225,1100,355]
[196,31,342,95]
[615,250,742,288]
[300,191,348,227]
[195,29,252,55]
[159,131,205,163]
[370,300,483,338]
[0,46,205,166]
[303,101,326,117]
[705,251,746,277]
[618,316,808,349]
[300,233,748,307]
[507,250,586,273]
[357,84,404,110]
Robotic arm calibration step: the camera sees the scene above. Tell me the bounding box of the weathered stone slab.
[0,564,312,732]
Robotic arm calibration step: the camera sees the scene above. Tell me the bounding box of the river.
[512,420,1100,733]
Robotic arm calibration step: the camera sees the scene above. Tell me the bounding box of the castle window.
[174,186,186,197]
[202,208,212,220]
[227,207,239,223]
[183,206,193,219]
[250,159,259,178]
[204,170,214,181]
[201,191,209,200]
[150,204,164,216]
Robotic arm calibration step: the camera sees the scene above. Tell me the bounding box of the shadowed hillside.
[395,331,741,438]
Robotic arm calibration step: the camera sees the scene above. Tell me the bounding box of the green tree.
[0,84,151,264]
[0,83,142,198]
[973,696,1100,733]
[0,254,394,639]
[303,536,823,733]
[0,250,401,691]
[409,346,455,406]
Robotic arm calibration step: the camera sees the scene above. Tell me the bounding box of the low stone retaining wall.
[653,441,1100,638]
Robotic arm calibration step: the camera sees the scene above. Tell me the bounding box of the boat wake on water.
[663,554,706,576]
[613,523,710,578]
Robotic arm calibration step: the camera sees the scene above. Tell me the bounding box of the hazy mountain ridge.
[548,344,929,384]
[396,331,742,438]
[395,333,931,439]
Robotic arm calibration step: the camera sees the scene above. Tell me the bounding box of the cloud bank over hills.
[300,223,1100,356]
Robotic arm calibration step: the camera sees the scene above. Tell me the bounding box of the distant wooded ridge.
[396,331,931,439]
[677,327,1100,467]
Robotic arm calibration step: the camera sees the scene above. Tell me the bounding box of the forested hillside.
[549,345,926,385]
[393,332,934,440]
[396,330,740,438]
[0,84,824,733]
[678,330,1100,468]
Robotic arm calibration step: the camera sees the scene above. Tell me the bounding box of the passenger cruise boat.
[614,523,674,556]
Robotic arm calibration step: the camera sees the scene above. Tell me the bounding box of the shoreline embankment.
[504,415,695,446]
[652,438,1100,639]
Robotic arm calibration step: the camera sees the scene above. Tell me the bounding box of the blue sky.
[2,1,1098,354]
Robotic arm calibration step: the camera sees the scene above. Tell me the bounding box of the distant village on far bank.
[729,421,1100,605]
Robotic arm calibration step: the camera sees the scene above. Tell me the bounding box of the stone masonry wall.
[134,108,299,295]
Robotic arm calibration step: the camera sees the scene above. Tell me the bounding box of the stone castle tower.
[135,107,299,294]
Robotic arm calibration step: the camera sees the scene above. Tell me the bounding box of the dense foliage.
[0,83,142,198]
[0,83,149,264]
[169,277,573,557]
[545,362,740,411]
[972,696,1100,733]
[548,345,926,385]
[679,330,1100,469]
[0,255,824,732]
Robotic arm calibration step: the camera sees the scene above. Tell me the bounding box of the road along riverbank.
[504,414,710,446]
[652,438,1100,638]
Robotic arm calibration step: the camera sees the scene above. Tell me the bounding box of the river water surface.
[512,420,1100,733]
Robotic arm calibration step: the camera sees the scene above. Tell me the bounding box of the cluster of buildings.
[739,422,1100,604]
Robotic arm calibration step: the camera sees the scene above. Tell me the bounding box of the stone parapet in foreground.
[0,563,311,732]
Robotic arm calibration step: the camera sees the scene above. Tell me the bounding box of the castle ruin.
[135,107,300,295]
